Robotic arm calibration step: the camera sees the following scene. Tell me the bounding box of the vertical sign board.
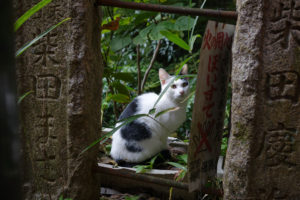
[188,21,235,192]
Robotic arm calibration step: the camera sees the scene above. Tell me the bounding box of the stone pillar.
[15,0,102,199]
[224,0,300,199]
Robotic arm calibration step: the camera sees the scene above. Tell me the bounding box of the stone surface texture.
[224,0,300,199]
[15,0,103,199]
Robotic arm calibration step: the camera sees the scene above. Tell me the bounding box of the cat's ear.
[179,64,188,75]
[159,68,170,85]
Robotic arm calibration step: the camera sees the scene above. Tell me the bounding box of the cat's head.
[159,65,189,103]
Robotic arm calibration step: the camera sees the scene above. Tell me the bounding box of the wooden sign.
[188,21,235,192]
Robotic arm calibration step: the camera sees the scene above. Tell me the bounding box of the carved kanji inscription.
[34,114,58,183]
[270,0,300,48]
[265,123,296,167]
[34,115,57,161]
[36,75,61,100]
[266,71,299,102]
[32,28,59,67]
[47,2,64,21]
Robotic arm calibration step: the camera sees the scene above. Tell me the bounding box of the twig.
[141,39,161,92]
[137,44,142,95]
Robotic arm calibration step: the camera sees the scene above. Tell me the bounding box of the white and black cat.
[110,65,189,165]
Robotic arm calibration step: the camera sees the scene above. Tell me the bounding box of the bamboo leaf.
[166,162,187,171]
[15,0,52,31]
[160,30,190,51]
[155,107,179,118]
[152,80,174,109]
[17,90,33,104]
[189,34,201,52]
[117,114,149,123]
[134,165,148,174]
[149,154,158,168]
[81,114,148,155]
[175,56,193,75]
[177,154,188,164]
[16,17,71,57]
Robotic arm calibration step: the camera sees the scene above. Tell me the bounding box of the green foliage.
[166,154,188,181]
[14,0,52,31]
[59,196,72,200]
[160,30,190,51]
[16,18,71,57]
[124,195,140,200]
[100,0,236,154]
[133,154,160,173]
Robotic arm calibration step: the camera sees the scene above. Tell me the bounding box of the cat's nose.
[180,91,184,96]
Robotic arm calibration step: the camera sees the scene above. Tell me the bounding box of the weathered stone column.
[224,0,300,199]
[15,0,102,199]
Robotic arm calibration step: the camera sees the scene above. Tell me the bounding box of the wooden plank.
[187,21,235,192]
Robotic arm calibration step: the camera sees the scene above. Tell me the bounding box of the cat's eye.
[182,82,188,87]
[171,84,177,89]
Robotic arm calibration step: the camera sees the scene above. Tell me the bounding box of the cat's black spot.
[120,121,152,141]
[125,142,142,152]
[118,98,138,121]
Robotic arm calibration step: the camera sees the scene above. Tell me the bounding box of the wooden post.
[15,0,103,199]
[188,21,235,192]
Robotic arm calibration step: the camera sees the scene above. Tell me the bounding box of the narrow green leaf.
[153,79,175,109]
[166,162,187,171]
[175,56,193,75]
[160,30,190,51]
[180,89,195,104]
[18,90,33,104]
[189,34,201,52]
[176,170,187,181]
[117,114,149,123]
[15,0,52,31]
[16,17,71,57]
[81,114,148,155]
[177,154,188,164]
[155,107,179,118]
[149,154,158,168]
[134,166,148,173]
